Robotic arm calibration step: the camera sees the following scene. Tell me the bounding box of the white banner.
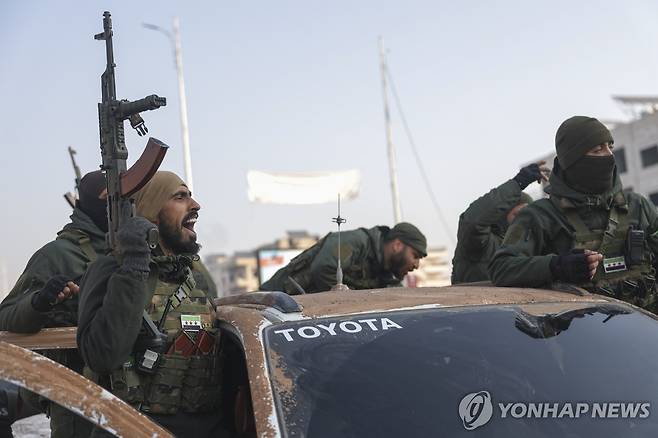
[247,170,361,204]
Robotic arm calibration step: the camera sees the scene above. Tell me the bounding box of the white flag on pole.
[247,170,361,204]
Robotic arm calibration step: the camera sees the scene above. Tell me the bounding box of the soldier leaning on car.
[0,170,109,438]
[451,161,548,284]
[489,116,658,312]
[260,222,428,294]
[77,171,224,437]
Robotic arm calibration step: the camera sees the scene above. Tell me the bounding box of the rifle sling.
[156,267,197,330]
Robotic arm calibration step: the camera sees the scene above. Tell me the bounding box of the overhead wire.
[385,64,456,245]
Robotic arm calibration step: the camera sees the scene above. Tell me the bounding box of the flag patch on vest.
[180,314,203,332]
[603,256,627,274]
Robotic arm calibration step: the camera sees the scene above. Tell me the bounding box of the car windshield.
[264,302,658,437]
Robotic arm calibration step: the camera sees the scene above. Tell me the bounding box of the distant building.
[205,230,319,297]
[255,230,320,288]
[260,230,319,251]
[606,98,658,202]
[529,97,658,204]
[204,251,258,297]
[409,246,451,287]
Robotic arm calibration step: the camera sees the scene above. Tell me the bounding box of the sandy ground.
[12,414,49,437]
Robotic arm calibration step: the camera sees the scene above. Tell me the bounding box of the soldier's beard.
[389,250,408,279]
[158,213,201,255]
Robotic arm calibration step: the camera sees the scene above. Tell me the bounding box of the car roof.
[214,284,611,322]
[211,283,616,437]
[292,285,608,318]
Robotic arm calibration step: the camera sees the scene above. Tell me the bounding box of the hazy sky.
[2,0,658,287]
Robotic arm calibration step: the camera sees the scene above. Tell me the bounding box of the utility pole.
[172,18,193,194]
[143,17,194,193]
[378,36,402,223]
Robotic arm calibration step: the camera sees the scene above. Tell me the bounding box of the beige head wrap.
[132,171,186,222]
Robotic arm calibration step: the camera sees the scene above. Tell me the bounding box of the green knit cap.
[387,222,427,257]
[555,116,613,169]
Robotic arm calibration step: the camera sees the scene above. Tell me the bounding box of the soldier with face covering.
[77,171,223,437]
[0,170,109,438]
[0,170,109,332]
[489,116,658,312]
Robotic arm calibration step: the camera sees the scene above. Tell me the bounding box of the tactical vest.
[562,203,657,311]
[56,228,98,262]
[341,262,398,290]
[47,229,99,328]
[274,234,329,294]
[106,266,222,415]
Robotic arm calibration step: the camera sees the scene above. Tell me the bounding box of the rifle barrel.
[68,146,82,186]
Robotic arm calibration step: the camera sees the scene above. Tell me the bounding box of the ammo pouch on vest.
[109,342,222,415]
[182,354,223,412]
[142,354,189,415]
[108,357,144,406]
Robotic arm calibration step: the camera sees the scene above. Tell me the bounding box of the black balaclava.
[555,116,615,194]
[78,170,108,232]
[563,155,616,194]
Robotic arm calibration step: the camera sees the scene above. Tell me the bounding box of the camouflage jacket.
[260,226,401,294]
[0,208,107,334]
[451,179,525,284]
[489,169,658,290]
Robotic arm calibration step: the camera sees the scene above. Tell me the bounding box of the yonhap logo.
[458,390,652,431]
[459,391,493,430]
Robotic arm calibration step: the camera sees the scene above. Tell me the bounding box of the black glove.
[117,216,156,278]
[31,275,69,312]
[549,249,591,284]
[513,163,542,190]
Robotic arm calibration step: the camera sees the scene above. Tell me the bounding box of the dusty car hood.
[0,341,171,438]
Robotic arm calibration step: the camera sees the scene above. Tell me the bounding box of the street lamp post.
[378,36,402,223]
[143,18,194,193]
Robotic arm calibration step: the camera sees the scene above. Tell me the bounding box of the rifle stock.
[63,192,76,209]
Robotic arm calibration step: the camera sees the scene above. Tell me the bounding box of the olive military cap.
[387,222,427,257]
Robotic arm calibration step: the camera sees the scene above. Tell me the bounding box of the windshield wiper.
[514,303,632,339]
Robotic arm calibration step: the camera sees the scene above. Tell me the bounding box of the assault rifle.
[63,146,82,209]
[94,10,168,250]
[95,11,170,371]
